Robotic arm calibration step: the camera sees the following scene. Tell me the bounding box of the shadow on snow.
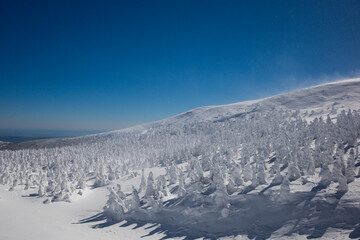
[77,186,360,240]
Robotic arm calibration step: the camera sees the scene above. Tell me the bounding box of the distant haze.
[0,129,104,142]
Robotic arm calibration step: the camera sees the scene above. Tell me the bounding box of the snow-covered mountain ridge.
[161,78,360,124]
[3,78,360,150]
[1,78,360,240]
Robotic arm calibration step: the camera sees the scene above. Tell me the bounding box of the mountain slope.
[2,78,360,151]
[1,78,360,240]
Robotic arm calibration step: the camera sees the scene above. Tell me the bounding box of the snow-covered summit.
[160,77,360,125]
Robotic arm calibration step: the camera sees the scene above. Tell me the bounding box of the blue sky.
[1,0,360,134]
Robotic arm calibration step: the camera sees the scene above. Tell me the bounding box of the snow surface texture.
[1,78,360,240]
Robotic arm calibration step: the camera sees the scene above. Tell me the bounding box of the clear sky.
[1,0,360,134]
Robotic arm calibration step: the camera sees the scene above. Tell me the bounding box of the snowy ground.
[0,168,170,240]
[1,166,359,240]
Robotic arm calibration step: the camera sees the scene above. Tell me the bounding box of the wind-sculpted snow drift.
[1,79,360,239]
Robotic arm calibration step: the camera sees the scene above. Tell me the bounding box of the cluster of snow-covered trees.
[102,109,360,223]
[0,109,359,207]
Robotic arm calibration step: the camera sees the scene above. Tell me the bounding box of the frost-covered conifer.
[332,156,344,183]
[242,164,252,182]
[116,184,126,200]
[213,165,226,192]
[61,180,68,191]
[46,180,55,193]
[230,166,243,186]
[107,165,115,181]
[337,174,348,193]
[103,189,126,221]
[250,166,258,188]
[345,149,356,183]
[24,179,30,190]
[168,164,178,185]
[130,186,140,210]
[279,176,291,202]
[139,169,146,193]
[145,172,155,197]
[38,184,45,197]
[156,175,168,198]
[177,171,186,197]
[94,175,108,188]
[288,162,301,181]
[319,164,332,187]
[257,164,267,185]
[306,153,315,175]
[226,177,237,195]
[271,171,283,186]
[77,177,86,190]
